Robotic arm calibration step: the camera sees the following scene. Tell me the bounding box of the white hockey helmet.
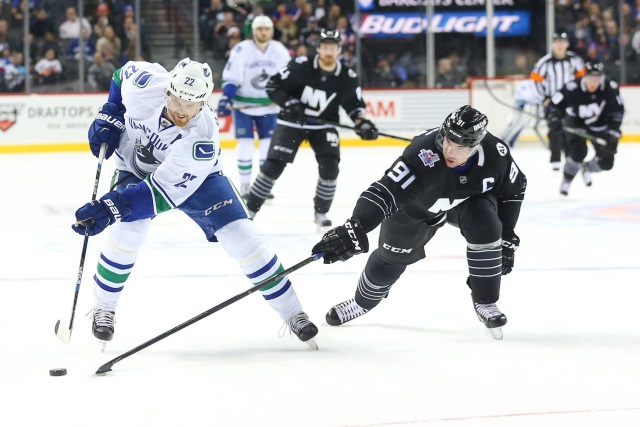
[166,58,213,103]
[252,15,273,31]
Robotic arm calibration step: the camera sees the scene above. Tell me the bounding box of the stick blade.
[95,362,113,374]
[55,320,71,344]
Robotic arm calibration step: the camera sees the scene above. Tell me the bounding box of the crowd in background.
[2,1,640,93]
[0,1,146,92]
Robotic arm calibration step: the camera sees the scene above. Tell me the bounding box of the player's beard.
[319,54,337,68]
[166,109,191,127]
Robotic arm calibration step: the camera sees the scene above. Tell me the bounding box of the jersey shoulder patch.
[418,149,440,167]
[495,142,508,156]
[610,80,619,89]
[295,56,308,64]
[348,68,357,78]
[193,141,216,160]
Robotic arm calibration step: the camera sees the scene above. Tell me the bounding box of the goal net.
[468,77,547,145]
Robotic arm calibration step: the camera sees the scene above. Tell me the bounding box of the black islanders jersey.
[549,77,624,133]
[352,128,527,234]
[266,54,365,129]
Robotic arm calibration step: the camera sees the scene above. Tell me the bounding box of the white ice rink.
[0,141,639,427]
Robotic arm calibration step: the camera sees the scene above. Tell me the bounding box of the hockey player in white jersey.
[217,16,292,197]
[72,58,318,351]
[499,79,545,147]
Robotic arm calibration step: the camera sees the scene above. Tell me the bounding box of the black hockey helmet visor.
[436,105,488,149]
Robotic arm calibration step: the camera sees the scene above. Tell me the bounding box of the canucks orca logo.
[251,69,270,90]
[203,67,211,78]
[135,138,161,166]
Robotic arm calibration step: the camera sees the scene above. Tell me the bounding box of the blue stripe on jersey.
[247,255,278,279]
[263,279,291,300]
[121,181,156,221]
[100,253,134,270]
[94,275,124,293]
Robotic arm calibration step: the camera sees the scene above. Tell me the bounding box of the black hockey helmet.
[552,31,569,42]
[436,105,488,149]
[584,61,605,76]
[319,29,341,46]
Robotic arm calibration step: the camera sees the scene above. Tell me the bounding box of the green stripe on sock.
[256,265,285,291]
[97,263,130,284]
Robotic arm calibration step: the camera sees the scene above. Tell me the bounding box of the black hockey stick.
[55,143,108,344]
[95,252,325,374]
[309,117,413,142]
[564,127,608,146]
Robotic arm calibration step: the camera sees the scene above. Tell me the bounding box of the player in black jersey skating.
[312,105,527,339]
[547,61,625,196]
[244,29,378,228]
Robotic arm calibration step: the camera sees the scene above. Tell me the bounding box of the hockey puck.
[49,368,67,376]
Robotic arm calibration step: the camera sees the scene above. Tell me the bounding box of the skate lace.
[93,309,115,327]
[334,299,367,323]
[279,312,310,337]
[475,303,501,319]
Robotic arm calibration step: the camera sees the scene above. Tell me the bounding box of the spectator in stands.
[59,6,91,41]
[3,50,26,91]
[314,0,327,22]
[299,16,320,56]
[66,26,96,62]
[212,11,240,59]
[224,26,241,59]
[37,30,61,59]
[200,0,232,47]
[295,2,314,33]
[87,50,116,92]
[294,43,307,58]
[319,4,341,30]
[371,54,403,88]
[96,24,122,64]
[435,57,464,89]
[30,7,55,41]
[274,13,297,45]
[34,47,62,84]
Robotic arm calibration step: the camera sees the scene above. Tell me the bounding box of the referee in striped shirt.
[530,32,585,170]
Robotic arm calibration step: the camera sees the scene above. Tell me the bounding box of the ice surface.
[0,142,639,427]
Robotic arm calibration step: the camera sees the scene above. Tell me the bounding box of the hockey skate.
[91,308,115,352]
[314,212,332,232]
[283,312,319,350]
[581,163,592,187]
[559,179,571,196]
[240,184,251,199]
[472,299,507,340]
[326,298,369,326]
[551,161,561,171]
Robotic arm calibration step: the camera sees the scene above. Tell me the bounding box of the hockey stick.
[55,143,108,344]
[95,252,325,374]
[564,127,608,146]
[309,118,413,142]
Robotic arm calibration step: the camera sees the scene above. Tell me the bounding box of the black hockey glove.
[605,128,621,146]
[501,232,520,275]
[281,98,305,124]
[547,113,563,133]
[354,119,379,140]
[312,218,369,264]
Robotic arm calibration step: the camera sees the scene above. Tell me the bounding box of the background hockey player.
[312,105,527,340]
[547,61,625,196]
[244,29,379,228]
[72,57,318,351]
[526,32,585,170]
[217,16,291,198]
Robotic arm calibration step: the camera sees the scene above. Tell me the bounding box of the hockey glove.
[546,113,563,133]
[72,191,132,236]
[88,102,125,159]
[501,232,520,275]
[312,218,369,264]
[605,128,621,146]
[217,95,233,117]
[281,98,305,124]
[354,119,379,141]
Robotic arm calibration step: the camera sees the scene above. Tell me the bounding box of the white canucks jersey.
[113,61,222,213]
[221,40,291,116]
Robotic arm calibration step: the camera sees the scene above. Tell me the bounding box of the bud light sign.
[360,11,530,38]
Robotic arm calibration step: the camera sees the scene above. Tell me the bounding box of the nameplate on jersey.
[193,142,216,160]
[418,149,440,167]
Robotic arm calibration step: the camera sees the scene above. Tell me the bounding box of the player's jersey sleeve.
[606,80,624,131]
[221,42,248,88]
[266,57,307,107]
[351,130,441,232]
[120,111,221,221]
[548,80,577,118]
[339,68,366,120]
[487,139,527,234]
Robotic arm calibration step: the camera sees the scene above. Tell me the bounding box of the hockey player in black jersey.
[312,105,527,339]
[547,61,624,196]
[244,29,378,228]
